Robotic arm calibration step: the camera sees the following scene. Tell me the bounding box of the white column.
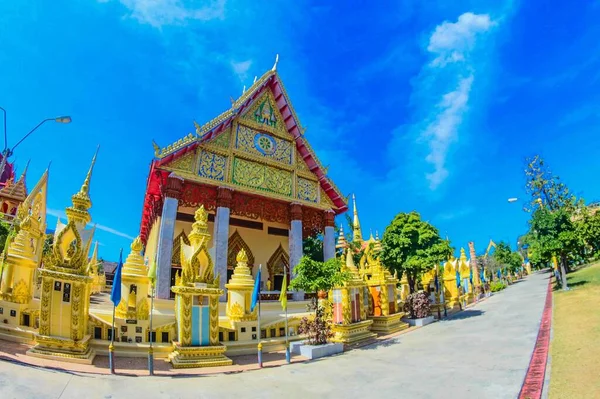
[289,203,304,300]
[214,205,230,302]
[156,196,178,299]
[323,226,336,261]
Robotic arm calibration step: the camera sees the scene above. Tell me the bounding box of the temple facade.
[139,64,348,301]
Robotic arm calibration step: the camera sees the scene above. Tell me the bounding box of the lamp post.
[0,106,71,181]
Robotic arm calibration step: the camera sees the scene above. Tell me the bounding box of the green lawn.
[549,261,600,398]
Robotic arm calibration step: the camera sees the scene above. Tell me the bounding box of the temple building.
[139,61,348,301]
[0,162,29,223]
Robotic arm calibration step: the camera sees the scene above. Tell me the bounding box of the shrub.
[298,299,333,345]
[490,281,507,292]
[404,291,431,319]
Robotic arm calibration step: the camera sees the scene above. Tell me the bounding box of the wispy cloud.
[230,59,252,82]
[417,12,495,190]
[107,0,227,28]
[47,208,135,240]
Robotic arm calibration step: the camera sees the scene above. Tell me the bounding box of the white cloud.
[414,12,495,190]
[111,0,227,28]
[428,13,495,67]
[230,59,252,82]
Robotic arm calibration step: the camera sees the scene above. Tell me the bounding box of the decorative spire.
[460,247,467,263]
[375,230,380,240]
[271,54,279,71]
[336,223,347,249]
[122,236,147,277]
[188,205,210,247]
[352,194,362,243]
[67,147,99,225]
[18,160,30,182]
[369,229,374,241]
[88,241,99,275]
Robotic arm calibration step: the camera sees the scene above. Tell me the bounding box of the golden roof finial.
[79,146,99,198]
[460,247,467,262]
[271,54,279,71]
[236,248,249,263]
[18,159,30,182]
[188,205,210,246]
[352,194,362,243]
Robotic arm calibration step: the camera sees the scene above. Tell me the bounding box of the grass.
[549,261,600,398]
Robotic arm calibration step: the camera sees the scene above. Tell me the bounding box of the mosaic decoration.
[235,125,292,165]
[241,90,284,133]
[232,157,292,197]
[167,151,195,174]
[296,150,310,172]
[320,187,335,207]
[205,129,230,149]
[198,150,227,181]
[179,183,217,209]
[302,206,325,238]
[297,177,318,203]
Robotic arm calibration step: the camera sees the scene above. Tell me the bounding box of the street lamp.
[0,107,71,181]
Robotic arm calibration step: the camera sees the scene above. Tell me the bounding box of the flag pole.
[109,303,116,374]
[148,284,155,375]
[435,265,441,320]
[284,269,290,364]
[257,264,263,368]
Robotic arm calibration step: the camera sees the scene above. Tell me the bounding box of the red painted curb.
[518,276,553,399]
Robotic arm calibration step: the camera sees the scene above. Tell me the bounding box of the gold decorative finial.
[336,223,347,249]
[195,205,208,224]
[271,54,279,71]
[131,236,143,253]
[236,248,248,263]
[352,194,362,243]
[18,159,30,181]
[152,140,160,156]
[79,146,99,197]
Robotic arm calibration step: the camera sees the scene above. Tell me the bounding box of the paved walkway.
[0,272,550,399]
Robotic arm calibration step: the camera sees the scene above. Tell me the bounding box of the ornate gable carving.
[239,90,287,138]
[165,151,195,174]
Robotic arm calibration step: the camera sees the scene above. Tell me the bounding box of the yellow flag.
[279,276,288,311]
[148,258,157,287]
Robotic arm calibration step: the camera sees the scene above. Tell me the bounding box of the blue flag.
[110,249,124,306]
[250,264,262,312]
[456,270,461,288]
[434,269,440,292]
[497,269,501,279]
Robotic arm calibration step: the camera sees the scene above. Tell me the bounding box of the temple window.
[270,328,276,337]
[241,327,246,333]
[219,332,224,341]
[161,332,169,343]
[228,331,235,341]
[332,289,343,324]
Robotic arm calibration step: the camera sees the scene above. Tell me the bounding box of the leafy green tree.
[524,155,580,212]
[529,208,579,289]
[0,221,11,253]
[575,211,600,257]
[42,233,54,256]
[380,211,452,293]
[491,241,522,273]
[289,256,349,293]
[302,234,324,262]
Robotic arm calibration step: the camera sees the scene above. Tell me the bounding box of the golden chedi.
[0,169,48,331]
[169,205,232,368]
[116,237,150,323]
[28,150,99,364]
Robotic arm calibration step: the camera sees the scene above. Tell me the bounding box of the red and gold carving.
[180,183,217,210]
[164,175,184,199]
[231,192,263,220]
[290,203,302,221]
[263,201,290,225]
[217,187,233,209]
[303,206,324,238]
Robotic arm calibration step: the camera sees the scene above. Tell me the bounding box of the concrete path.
[0,272,550,399]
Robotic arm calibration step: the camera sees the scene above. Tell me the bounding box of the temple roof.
[0,161,28,202]
[151,66,347,214]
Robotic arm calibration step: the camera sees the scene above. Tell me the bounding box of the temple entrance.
[267,244,289,291]
[227,230,255,278]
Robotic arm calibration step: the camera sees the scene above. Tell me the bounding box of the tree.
[289,256,349,294]
[491,241,522,273]
[302,234,324,262]
[529,208,579,290]
[524,155,580,212]
[42,233,54,256]
[380,211,452,293]
[575,211,600,258]
[0,221,11,253]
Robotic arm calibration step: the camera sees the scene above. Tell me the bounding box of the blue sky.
[1,0,599,260]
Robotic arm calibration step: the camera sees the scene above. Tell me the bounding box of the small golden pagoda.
[458,248,473,304]
[329,249,375,344]
[442,257,460,310]
[168,205,232,368]
[224,248,258,341]
[114,237,151,342]
[0,168,48,329]
[359,243,408,334]
[28,151,98,364]
[88,242,105,295]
